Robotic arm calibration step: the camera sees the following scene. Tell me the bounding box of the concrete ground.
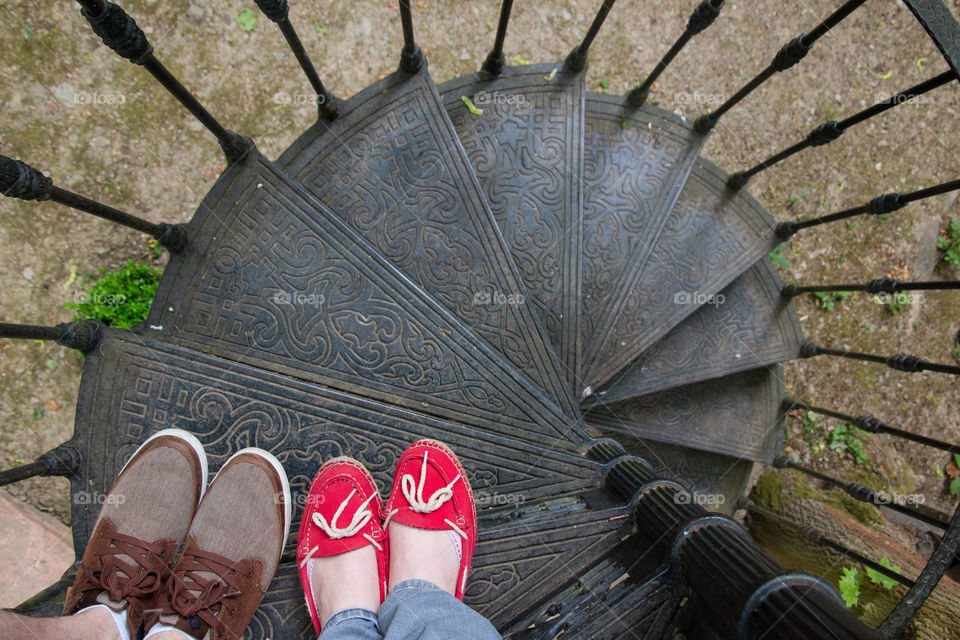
[0,491,73,610]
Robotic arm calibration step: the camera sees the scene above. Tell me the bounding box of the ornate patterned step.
[583,158,780,393]
[584,258,803,408]
[147,150,591,450]
[579,93,704,396]
[438,64,585,392]
[70,328,609,637]
[277,66,578,417]
[585,365,785,462]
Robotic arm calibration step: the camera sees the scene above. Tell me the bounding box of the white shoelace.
[383,451,468,541]
[300,488,381,568]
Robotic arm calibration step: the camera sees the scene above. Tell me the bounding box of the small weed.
[147,238,164,261]
[880,291,911,316]
[839,558,900,609]
[236,8,258,32]
[866,557,902,589]
[937,218,960,269]
[948,453,960,495]
[786,190,809,209]
[813,291,851,312]
[816,100,840,121]
[827,423,869,465]
[598,78,610,92]
[64,260,162,329]
[314,21,329,36]
[838,567,862,607]
[769,244,790,269]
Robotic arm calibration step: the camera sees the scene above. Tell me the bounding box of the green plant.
[64,260,162,329]
[879,291,911,316]
[937,217,960,268]
[949,453,960,495]
[838,567,862,608]
[866,557,901,589]
[769,244,790,269]
[236,8,257,32]
[813,291,851,312]
[827,423,870,465]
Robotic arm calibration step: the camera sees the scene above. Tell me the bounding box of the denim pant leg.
[379,579,502,640]
[319,607,383,640]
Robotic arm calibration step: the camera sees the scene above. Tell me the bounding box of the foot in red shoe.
[297,457,388,634]
[383,440,477,600]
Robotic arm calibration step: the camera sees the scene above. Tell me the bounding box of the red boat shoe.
[296,457,388,634]
[383,440,477,600]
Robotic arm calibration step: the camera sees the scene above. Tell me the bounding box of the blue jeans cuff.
[389,578,445,595]
[323,606,380,630]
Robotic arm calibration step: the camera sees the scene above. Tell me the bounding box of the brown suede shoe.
[63,428,208,638]
[149,448,291,640]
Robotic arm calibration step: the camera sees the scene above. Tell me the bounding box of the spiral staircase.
[2,0,960,638]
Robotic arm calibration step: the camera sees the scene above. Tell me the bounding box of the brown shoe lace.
[75,529,167,613]
[163,546,247,636]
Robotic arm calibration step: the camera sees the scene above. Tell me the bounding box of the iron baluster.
[253,0,339,120]
[564,0,618,72]
[482,0,515,75]
[0,442,81,488]
[800,341,960,376]
[728,70,957,189]
[782,278,960,297]
[695,0,870,133]
[0,155,186,253]
[626,0,725,108]
[739,498,916,589]
[777,177,960,238]
[774,456,950,530]
[75,0,253,164]
[783,398,960,455]
[0,321,101,353]
[398,0,423,73]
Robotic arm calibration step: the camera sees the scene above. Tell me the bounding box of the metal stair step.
[438,64,585,392]
[584,258,803,408]
[583,158,781,393]
[585,365,785,462]
[147,149,591,450]
[503,555,689,640]
[277,67,578,417]
[468,493,638,629]
[70,327,610,638]
[579,94,704,397]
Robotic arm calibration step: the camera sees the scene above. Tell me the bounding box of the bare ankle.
[388,523,459,595]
